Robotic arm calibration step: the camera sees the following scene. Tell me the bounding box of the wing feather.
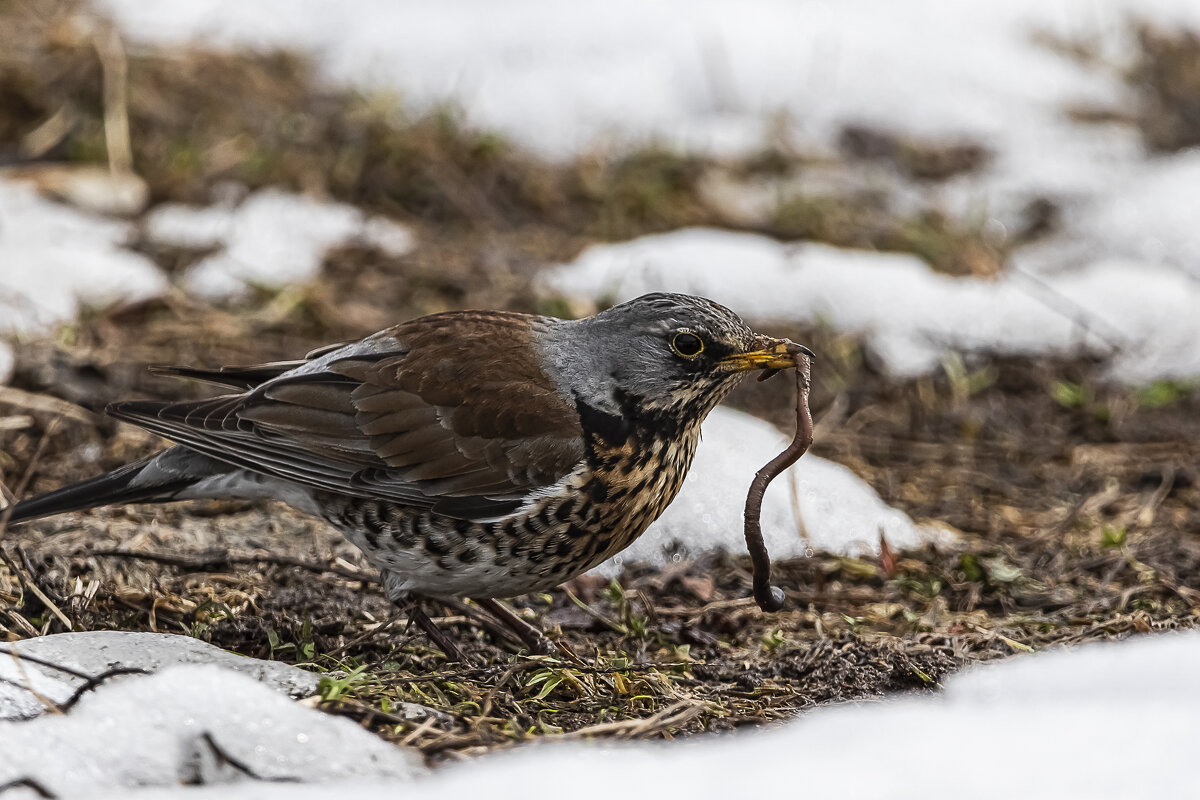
[108,312,585,520]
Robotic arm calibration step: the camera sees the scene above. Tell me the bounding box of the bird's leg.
[441,598,525,651]
[474,598,558,656]
[405,601,469,663]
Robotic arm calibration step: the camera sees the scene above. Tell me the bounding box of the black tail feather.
[149,364,297,390]
[2,456,192,524]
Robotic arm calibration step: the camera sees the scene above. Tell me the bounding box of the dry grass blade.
[0,387,97,426]
[0,547,74,631]
[89,548,375,583]
[559,699,710,740]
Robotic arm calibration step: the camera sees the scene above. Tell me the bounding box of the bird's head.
[539,293,812,437]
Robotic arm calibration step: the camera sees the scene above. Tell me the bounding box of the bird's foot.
[474,598,560,657]
[404,602,470,663]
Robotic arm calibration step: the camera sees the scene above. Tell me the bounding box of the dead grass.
[771,194,1009,277]
[837,124,991,182]
[0,0,1006,280]
[1128,23,1200,152]
[1044,18,1200,153]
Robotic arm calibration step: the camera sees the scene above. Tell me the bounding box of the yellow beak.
[722,338,815,372]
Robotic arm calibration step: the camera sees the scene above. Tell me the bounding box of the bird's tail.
[2,448,220,525]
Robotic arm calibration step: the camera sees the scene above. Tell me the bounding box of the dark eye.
[671,331,705,358]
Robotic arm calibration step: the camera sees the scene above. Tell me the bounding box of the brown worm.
[743,345,814,612]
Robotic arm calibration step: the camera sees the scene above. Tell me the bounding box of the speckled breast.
[316,425,703,599]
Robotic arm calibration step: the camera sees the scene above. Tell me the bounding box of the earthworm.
[743,345,814,612]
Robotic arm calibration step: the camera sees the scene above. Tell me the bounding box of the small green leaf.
[1100,525,1127,548]
[959,553,984,583]
[1051,381,1088,409]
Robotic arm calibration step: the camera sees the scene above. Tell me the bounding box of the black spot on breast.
[362,504,383,548]
[424,533,451,556]
[566,523,592,538]
[575,396,634,446]
[588,480,609,503]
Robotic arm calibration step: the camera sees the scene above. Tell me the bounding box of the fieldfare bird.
[6,293,811,658]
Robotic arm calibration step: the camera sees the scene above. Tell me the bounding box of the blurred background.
[1,0,1199,757]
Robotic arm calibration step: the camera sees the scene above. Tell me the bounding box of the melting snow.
[70,631,1200,800]
[144,188,416,300]
[0,632,320,722]
[94,0,1190,162]
[543,227,1200,384]
[0,664,423,796]
[595,407,942,575]
[0,179,168,340]
[95,1,1200,298]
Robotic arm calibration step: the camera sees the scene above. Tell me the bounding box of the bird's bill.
[722,338,815,372]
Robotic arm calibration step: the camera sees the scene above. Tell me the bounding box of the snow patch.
[0,665,423,796]
[0,655,75,721]
[94,1,1200,287]
[594,407,939,575]
[93,4,1200,247]
[1,632,320,722]
[87,631,1200,800]
[0,342,13,384]
[144,188,416,300]
[398,631,1200,800]
[543,227,1200,383]
[0,179,169,343]
[1072,149,1200,277]
[96,0,1175,159]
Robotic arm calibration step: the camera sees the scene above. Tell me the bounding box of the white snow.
[595,407,939,575]
[0,653,76,721]
[93,0,1184,161]
[144,188,416,300]
[543,227,1200,383]
[1070,149,1200,278]
[0,179,169,341]
[91,2,1198,250]
[0,664,423,796]
[93,1,1200,303]
[0,632,320,721]
[402,631,1200,800]
[80,631,1200,800]
[0,342,13,384]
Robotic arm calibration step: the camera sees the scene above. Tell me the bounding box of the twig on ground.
[193,731,298,784]
[56,666,150,712]
[0,778,58,799]
[0,547,73,631]
[563,587,628,635]
[0,418,60,540]
[0,388,95,427]
[557,699,709,739]
[89,548,375,584]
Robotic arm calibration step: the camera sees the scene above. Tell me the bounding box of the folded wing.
[109,312,585,520]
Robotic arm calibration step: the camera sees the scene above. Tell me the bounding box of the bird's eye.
[671,331,705,358]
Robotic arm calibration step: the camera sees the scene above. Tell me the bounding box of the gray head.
[537,292,803,430]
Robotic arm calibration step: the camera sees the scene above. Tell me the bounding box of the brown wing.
[109,311,585,520]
